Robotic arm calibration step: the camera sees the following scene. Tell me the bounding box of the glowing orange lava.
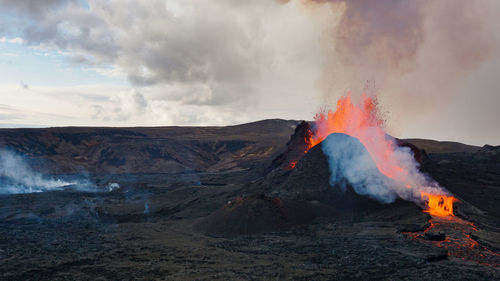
[306,93,456,216]
[421,193,455,217]
[307,94,407,181]
[285,161,297,170]
[404,215,500,266]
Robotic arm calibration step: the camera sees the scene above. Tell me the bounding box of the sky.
[0,0,499,145]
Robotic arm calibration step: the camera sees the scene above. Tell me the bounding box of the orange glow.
[403,215,500,266]
[421,193,455,217]
[306,93,408,181]
[285,161,297,170]
[306,93,455,216]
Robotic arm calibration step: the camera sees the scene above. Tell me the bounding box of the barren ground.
[0,119,498,280]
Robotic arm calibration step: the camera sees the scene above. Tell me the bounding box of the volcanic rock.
[0,119,299,176]
[198,133,430,237]
[268,120,312,171]
[194,194,336,237]
[404,139,480,154]
[424,232,446,241]
[269,133,398,207]
[1,120,499,279]
[473,144,500,162]
[395,138,430,166]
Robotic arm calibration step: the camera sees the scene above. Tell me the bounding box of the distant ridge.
[403,138,480,154]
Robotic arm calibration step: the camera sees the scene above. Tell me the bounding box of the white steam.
[106,182,120,192]
[0,150,98,194]
[321,133,446,205]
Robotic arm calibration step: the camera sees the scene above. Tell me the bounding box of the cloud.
[0,37,25,44]
[106,90,148,121]
[281,0,500,145]
[1,53,19,57]
[0,83,256,127]
[19,81,28,89]
[0,0,330,124]
[0,0,499,145]
[0,0,72,17]
[0,0,275,106]
[0,101,73,124]
[308,0,424,73]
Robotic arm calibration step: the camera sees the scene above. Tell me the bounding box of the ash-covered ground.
[0,119,499,280]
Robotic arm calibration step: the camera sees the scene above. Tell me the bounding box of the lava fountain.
[305,93,455,216]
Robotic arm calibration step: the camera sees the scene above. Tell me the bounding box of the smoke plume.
[287,0,499,143]
[0,149,97,194]
[307,0,424,73]
[321,133,399,203]
[311,93,447,205]
[321,133,444,205]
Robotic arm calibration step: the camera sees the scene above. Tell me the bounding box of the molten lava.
[404,215,500,266]
[421,193,455,217]
[305,93,455,216]
[286,161,297,170]
[307,94,408,181]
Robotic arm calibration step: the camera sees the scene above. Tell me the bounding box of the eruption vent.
[307,93,455,216]
[422,193,454,217]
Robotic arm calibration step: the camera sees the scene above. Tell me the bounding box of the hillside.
[0,120,499,280]
[404,138,480,154]
[0,119,299,176]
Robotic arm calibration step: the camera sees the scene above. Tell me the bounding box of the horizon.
[1,0,499,146]
[0,117,490,147]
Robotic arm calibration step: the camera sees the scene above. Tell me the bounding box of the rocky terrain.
[0,119,299,175]
[0,119,498,280]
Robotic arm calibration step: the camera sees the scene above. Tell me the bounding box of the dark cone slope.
[196,133,429,237]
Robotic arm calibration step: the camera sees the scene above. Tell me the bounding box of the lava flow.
[303,92,455,216]
[404,215,500,267]
[421,193,454,217]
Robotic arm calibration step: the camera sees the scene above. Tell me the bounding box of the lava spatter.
[299,92,456,212]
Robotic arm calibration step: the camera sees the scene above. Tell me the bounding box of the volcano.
[196,132,430,237]
[196,93,500,270]
[0,119,499,279]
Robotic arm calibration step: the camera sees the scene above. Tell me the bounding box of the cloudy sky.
[0,0,499,145]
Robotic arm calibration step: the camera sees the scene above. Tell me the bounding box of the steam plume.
[0,150,74,194]
[322,133,399,203]
[284,0,498,141]
[0,150,97,194]
[310,0,424,72]
[321,133,445,205]
[310,93,448,206]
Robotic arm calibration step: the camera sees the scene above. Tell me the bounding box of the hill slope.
[404,138,480,154]
[0,119,299,175]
